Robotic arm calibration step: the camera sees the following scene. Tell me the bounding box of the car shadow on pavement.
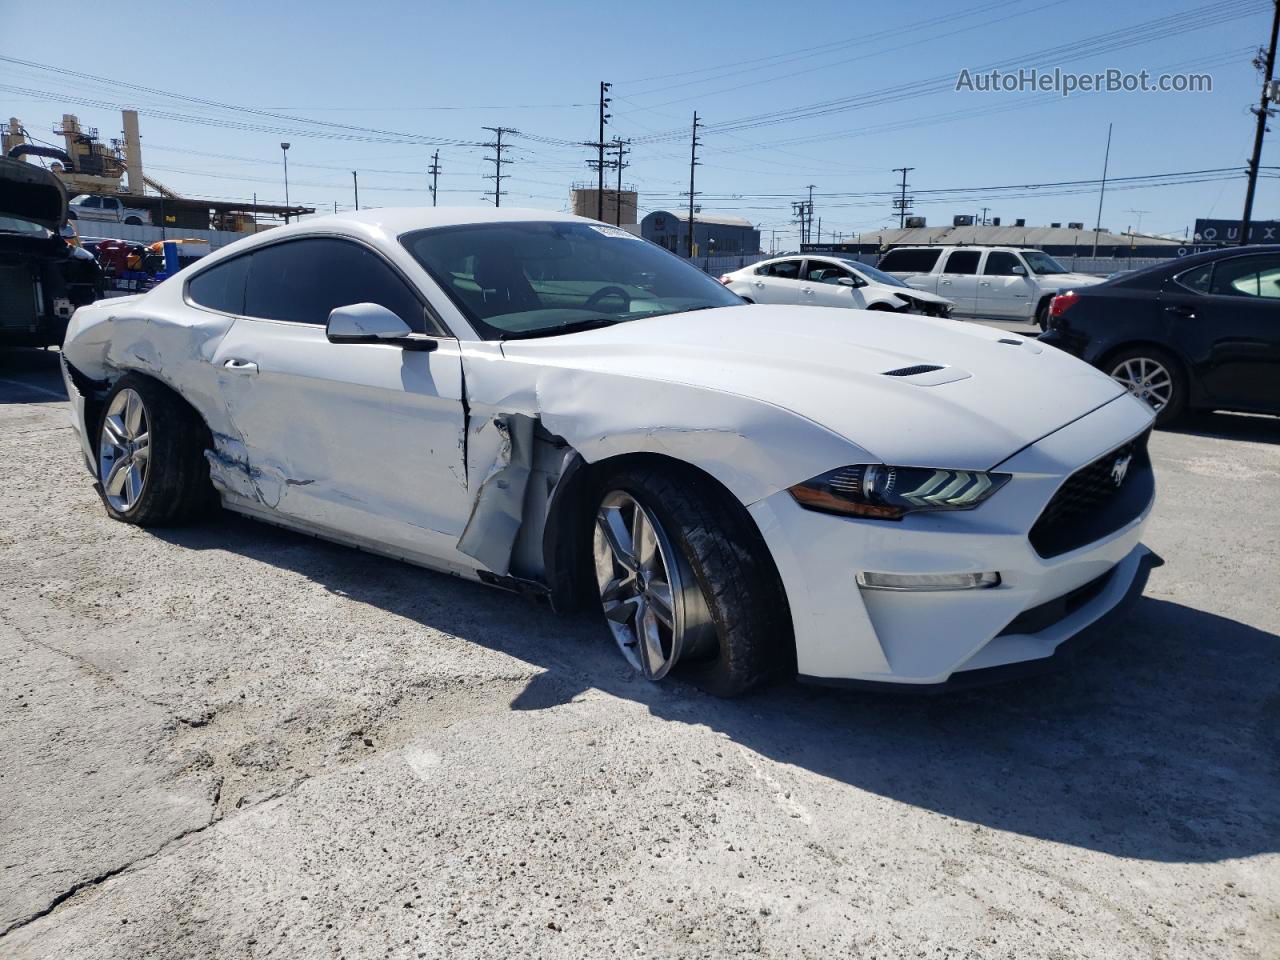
[154,510,1280,867]
[1165,410,1280,445]
[0,348,66,405]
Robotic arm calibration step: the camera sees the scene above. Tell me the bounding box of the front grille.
[1029,430,1153,558]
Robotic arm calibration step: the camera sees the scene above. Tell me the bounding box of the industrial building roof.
[852,224,1183,248]
[645,210,756,229]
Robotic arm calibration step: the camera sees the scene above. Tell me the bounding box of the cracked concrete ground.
[1,346,1277,959]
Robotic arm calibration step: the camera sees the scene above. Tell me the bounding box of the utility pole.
[595,81,612,222]
[482,126,516,207]
[1241,0,1280,245]
[980,206,990,226]
[1126,208,1150,235]
[428,150,441,207]
[816,217,822,245]
[612,137,629,226]
[280,142,290,224]
[892,167,914,228]
[352,170,359,211]
[686,111,701,258]
[1092,123,1113,257]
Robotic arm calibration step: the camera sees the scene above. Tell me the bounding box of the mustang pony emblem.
[1111,453,1132,487]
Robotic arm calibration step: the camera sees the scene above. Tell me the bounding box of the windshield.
[401,221,743,339]
[0,215,52,238]
[1022,250,1068,275]
[840,259,909,288]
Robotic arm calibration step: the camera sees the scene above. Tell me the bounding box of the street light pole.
[352,170,359,211]
[280,142,291,224]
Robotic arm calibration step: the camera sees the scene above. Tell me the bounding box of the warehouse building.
[641,211,760,256]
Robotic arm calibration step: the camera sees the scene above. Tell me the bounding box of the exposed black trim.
[797,550,1163,695]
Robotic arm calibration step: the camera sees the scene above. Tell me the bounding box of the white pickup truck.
[67,194,150,226]
[876,246,1103,327]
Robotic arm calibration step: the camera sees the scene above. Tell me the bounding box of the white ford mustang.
[61,208,1160,695]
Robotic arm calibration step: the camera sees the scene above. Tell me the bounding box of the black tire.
[1102,345,1188,426]
[867,303,895,312]
[1035,299,1051,330]
[124,216,143,226]
[741,297,755,304]
[95,374,214,526]
[592,463,791,697]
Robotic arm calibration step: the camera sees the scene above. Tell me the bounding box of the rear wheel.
[96,375,214,525]
[590,465,789,697]
[1035,299,1051,330]
[1106,346,1187,425]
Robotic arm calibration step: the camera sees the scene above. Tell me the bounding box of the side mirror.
[837,276,858,286]
[326,303,436,351]
[1010,264,1027,276]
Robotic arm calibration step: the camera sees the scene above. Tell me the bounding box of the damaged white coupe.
[62,208,1161,694]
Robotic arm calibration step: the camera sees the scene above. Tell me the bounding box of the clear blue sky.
[2,0,1274,243]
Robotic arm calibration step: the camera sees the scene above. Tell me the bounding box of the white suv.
[68,194,150,226]
[876,246,1103,327]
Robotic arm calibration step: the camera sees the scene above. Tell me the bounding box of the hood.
[1042,272,1104,289]
[499,305,1126,471]
[0,157,68,232]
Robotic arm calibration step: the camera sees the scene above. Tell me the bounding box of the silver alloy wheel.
[1110,356,1173,412]
[592,490,715,680]
[98,388,151,512]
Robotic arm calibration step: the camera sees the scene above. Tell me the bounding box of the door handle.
[979,281,991,287]
[801,287,813,294]
[754,280,765,287]
[223,358,259,374]
[1164,305,1196,319]
[940,279,953,285]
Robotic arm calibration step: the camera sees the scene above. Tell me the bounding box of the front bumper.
[748,393,1158,686]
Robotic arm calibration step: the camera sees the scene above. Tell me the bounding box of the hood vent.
[883,364,944,377]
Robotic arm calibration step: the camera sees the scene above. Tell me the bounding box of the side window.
[876,248,942,273]
[761,259,802,280]
[943,250,981,275]
[187,255,251,314]
[1175,263,1213,294]
[804,262,849,284]
[244,237,431,332]
[79,196,101,209]
[983,252,1023,276]
[102,197,119,210]
[1207,255,1280,300]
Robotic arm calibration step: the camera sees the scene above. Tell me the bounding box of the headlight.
[788,464,1010,520]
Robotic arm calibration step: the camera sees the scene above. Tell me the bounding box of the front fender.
[464,355,874,507]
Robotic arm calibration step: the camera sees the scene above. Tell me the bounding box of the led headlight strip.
[789,464,1010,519]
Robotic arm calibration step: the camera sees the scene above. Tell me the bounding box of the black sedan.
[1039,245,1280,425]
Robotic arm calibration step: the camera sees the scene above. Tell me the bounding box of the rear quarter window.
[187,254,250,314]
[876,249,942,273]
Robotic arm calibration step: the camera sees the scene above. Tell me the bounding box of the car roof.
[295,206,584,234]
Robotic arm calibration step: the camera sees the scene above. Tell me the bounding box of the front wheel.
[590,465,789,697]
[1106,346,1187,425]
[96,375,214,525]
